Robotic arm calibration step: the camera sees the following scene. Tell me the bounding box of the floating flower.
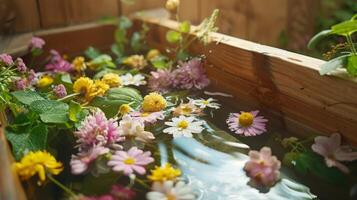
[16,58,27,72]
[120,73,146,86]
[130,111,165,124]
[172,58,210,90]
[244,147,281,187]
[118,115,155,142]
[189,97,220,109]
[15,78,28,90]
[75,110,124,149]
[37,75,54,88]
[14,150,63,184]
[172,101,202,116]
[108,147,154,175]
[165,0,180,12]
[73,77,94,98]
[118,104,133,116]
[0,53,13,65]
[102,73,122,88]
[311,133,357,173]
[110,184,136,200]
[148,69,173,93]
[53,84,67,98]
[163,115,204,138]
[142,92,167,112]
[86,80,110,100]
[226,110,268,136]
[45,50,73,72]
[123,55,147,70]
[70,145,110,174]
[147,181,195,200]
[72,56,87,72]
[146,49,160,60]
[148,163,181,182]
[29,37,45,50]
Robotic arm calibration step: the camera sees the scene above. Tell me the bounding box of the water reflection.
[165,137,317,200]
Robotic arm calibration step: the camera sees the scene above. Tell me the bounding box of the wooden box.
[1,10,357,200]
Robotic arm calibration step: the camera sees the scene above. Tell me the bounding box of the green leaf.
[331,20,357,36]
[90,87,142,117]
[69,101,82,122]
[89,54,116,70]
[115,29,127,44]
[347,55,357,76]
[319,55,349,75]
[6,124,48,160]
[84,47,102,59]
[119,16,132,30]
[176,50,190,60]
[131,32,142,53]
[30,100,69,124]
[111,44,125,59]
[166,30,182,43]
[12,90,45,105]
[307,29,331,49]
[151,56,169,69]
[283,152,300,167]
[179,21,191,33]
[93,68,127,80]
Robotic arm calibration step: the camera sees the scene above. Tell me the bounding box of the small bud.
[165,0,180,12]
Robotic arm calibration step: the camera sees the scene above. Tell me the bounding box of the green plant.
[308,14,357,76]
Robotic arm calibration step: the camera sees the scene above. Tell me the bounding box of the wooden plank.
[178,0,201,24]
[12,0,40,32]
[38,0,120,28]
[133,11,357,144]
[121,0,165,15]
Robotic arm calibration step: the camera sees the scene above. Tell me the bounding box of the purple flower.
[16,58,27,72]
[244,147,281,187]
[29,37,45,50]
[312,133,357,173]
[172,58,210,90]
[53,84,67,98]
[27,69,37,83]
[148,69,173,93]
[0,54,13,65]
[226,110,268,136]
[107,147,154,175]
[15,79,28,90]
[70,145,110,175]
[45,50,73,72]
[74,110,124,150]
[110,185,136,200]
[130,110,165,124]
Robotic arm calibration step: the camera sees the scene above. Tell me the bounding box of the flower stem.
[346,34,357,55]
[135,178,150,189]
[57,93,80,102]
[47,175,76,197]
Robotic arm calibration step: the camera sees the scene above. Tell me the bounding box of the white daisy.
[120,73,147,86]
[189,97,220,109]
[163,115,204,138]
[146,181,196,200]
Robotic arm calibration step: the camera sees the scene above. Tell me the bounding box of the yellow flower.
[37,75,54,88]
[123,55,148,70]
[72,56,87,72]
[148,163,181,182]
[102,73,122,88]
[173,103,202,116]
[142,92,167,112]
[146,49,160,61]
[86,80,109,100]
[73,77,93,96]
[119,104,132,115]
[14,150,63,184]
[165,0,180,12]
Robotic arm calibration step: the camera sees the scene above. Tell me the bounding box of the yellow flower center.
[119,104,131,115]
[141,112,150,117]
[181,106,192,114]
[148,163,181,182]
[166,193,177,200]
[124,157,136,165]
[238,112,254,127]
[203,100,209,105]
[177,120,189,129]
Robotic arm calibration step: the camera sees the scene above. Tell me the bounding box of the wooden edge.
[0,33,33,56]
[134,9,357,83]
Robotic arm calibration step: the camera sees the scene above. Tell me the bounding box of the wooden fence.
[2,0,321,47]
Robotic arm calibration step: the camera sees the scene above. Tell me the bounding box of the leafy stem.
[346,34,357,55]
[47,174,76,197]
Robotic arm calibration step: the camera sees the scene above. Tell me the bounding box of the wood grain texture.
[121,0,165,15]
[133,12,357,144]
[11,0,40,32]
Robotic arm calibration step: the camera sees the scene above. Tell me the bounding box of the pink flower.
[27,69,37,83]
[53,84,67,98]
[148,69,173,93]
[244,147,281,187]
[110,185,136,200]
[107,147,154,175]
[75,110,124,149]
[15,78,28,90]
[16,58,27,72]
[45,50,72,72]
[0,54,13,65]
[118,115,155,142]
[130,111,165,124]
[172,58,210,90]
[29,37,45,50]
[311,133,357,173]
[226,110,268,136]
[70,145,110,174]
